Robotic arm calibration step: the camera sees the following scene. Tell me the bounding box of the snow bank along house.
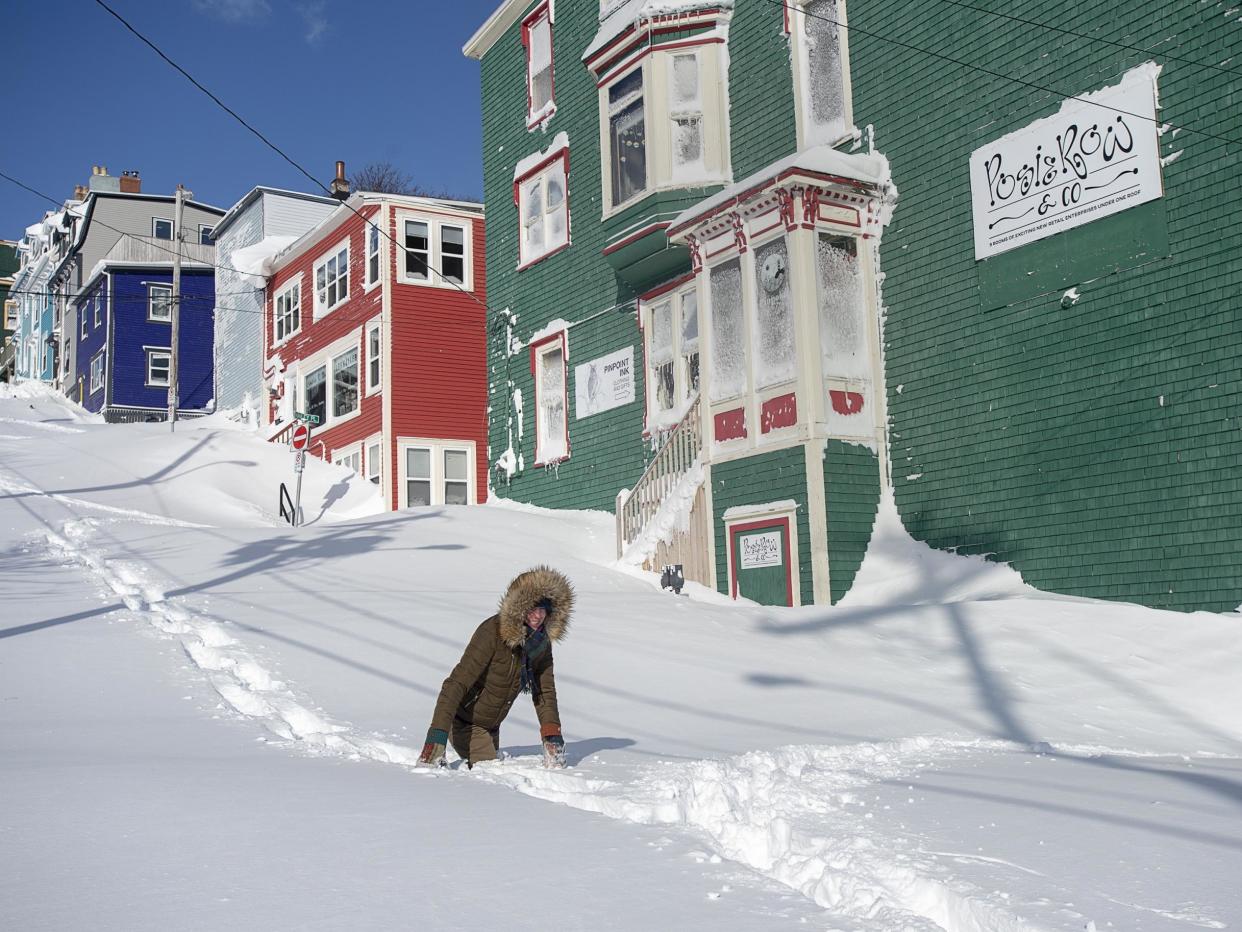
[466,1,1240,612]
[263,169,488,511]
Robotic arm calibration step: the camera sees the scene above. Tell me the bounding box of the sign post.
[289,421,311,527]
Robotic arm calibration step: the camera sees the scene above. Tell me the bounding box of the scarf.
[519,627,550,699]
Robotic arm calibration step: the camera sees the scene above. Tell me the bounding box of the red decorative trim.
[776,187,796,230]
[586,8,726,74]
[760,393,797,433]
[601,220,671,257]
[802,187,821,226]
[522,2,555,128]
[514,148,571,271]
[728,211,747,253]
[829,390,865,415]
[728,516,793,605]
[714,407,747,442]
[668,166,879,240]
[639,271,696,303]
[687,235,702,273]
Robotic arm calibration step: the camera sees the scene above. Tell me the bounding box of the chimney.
[330,160,350,201]
[87,165,120,194]
[119,170,142,194]
[73,184,88,201]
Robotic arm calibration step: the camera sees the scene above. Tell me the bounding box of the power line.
[92,0,490,314]
[776,0,1242,150]
[931,0,1242,81]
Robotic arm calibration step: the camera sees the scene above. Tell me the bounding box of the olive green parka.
[428,566,572,735]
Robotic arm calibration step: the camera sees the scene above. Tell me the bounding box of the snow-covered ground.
[2,383,1240,931]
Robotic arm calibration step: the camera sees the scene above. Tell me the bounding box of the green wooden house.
[465,1,1241,612]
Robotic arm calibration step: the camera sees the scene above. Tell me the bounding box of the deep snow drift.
[2,383,1240,931]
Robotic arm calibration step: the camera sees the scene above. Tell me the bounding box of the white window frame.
[89,350,105,394]
[365,434,383,487]
[523,1,556,128]
[598,44,731,218]
[365,216,382,290]
[94,294,103,328]
[144,347,171,387]
[199,224,214,245]
[397,212,474,291]
[641,279,700,429]
[397,438,477,508]
[531,331,569,466]
[148,284,173,323]
[516,151,570,269]
[312,237,351,318]
[273,276,302,345]
[789,0,854,150]
[333,441,363,477]
[365,316,382,394]
[295,329,363,431]
[80,303,88,339]
[152,217,173,240]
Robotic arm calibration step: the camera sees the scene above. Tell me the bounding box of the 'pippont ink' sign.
[970,63,1163,260]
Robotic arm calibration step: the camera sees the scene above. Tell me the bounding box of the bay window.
[709,258,744,401]
[598,43,730,215]
[753,236,796,388]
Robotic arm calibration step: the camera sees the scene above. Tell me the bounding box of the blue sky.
[3,0,503,235]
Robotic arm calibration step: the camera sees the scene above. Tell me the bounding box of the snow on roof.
[584,0,732,62]
[229,235,300,279]
[513,132,570,182]
[669,145,890,235]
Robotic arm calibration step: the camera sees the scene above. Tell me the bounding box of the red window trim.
[529,329,570,467]
[595,35,724,90]
[728,516,794,604]
[521,1,555,128]
[586,7,726,74]
[513,148,571,272]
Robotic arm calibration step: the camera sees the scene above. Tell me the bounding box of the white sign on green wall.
[970,63,1163,260]
[575,345,634,419]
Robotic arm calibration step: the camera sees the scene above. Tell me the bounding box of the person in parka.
[418,566,572,768]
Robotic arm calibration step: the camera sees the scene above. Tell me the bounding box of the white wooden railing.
[616,396,702,558]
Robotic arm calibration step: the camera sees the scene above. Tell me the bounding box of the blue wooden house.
[73,238,216,422]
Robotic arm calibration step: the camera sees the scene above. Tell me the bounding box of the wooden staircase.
[615,397,713,587]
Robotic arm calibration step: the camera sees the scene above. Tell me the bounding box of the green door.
[731,520,792,606]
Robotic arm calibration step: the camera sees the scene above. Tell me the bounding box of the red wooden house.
[263,191,487,510]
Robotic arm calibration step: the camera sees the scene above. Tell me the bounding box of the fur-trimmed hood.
[497,566,574,648]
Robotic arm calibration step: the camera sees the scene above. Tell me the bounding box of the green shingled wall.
[846,0,1242,611]
[712,446,814,606]
[824,440,880,604]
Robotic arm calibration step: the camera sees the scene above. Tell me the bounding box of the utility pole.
[169,185,188,431]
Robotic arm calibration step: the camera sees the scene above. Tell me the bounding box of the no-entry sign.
[291,423,311,451]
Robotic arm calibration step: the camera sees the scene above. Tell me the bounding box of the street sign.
[291,423,311,451]
[294,411,321,425]
[294,450,306,473]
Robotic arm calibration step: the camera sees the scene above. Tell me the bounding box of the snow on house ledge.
[583,0,734,64]
[667,145,891,240]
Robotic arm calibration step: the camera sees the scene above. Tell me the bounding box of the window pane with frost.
[709,258,744,401]
[538,345,567,459]
[754,236,796,387]
[673,118,703,171]
[609,70,646,205]
[817,234,867,380]
[671,54,699,106]
[680,290,699,347]
[650,301,673,363]
[802,0,846,145]
[528,13,553,114]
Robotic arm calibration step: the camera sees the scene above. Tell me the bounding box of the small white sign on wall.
[969,63,1163,260]
[739,531,783,569]
[575,345,635,419]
